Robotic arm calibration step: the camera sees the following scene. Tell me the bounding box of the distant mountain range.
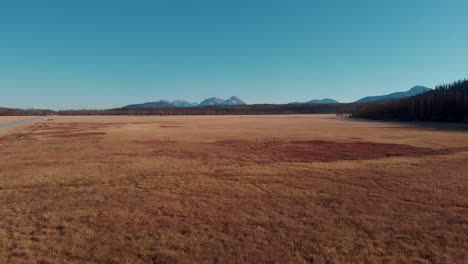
[122,86,432,109]
[124,100,174,109]
[124,96,246,109]
[200,96,246,106]
[171,100,198,107]
[354,86,432,103]
[289,98,339,104]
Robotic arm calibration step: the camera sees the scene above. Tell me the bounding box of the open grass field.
[0,115,467,263]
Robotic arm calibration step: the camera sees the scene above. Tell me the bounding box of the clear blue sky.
[1,0,467,109]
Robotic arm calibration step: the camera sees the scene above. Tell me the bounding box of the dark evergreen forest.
[353,79,468,122]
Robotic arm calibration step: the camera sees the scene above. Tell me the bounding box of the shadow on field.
[346,117,468,131]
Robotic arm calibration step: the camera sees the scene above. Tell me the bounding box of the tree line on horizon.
[0,104,356,116]
[0,108,53,116]
[352,79,468,122]
[57,104,356,116]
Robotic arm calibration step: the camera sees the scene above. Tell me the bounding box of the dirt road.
[0,117,43,131]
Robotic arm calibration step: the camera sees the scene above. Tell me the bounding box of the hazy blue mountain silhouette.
[355,86,431,103]
[221,96,246,105]
[171,100,198,107]
[124,100,174,108]
[124,96,246,108]
[289,98,339,104]
[199,97,226,106]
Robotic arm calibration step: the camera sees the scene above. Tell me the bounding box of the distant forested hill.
[354,86,431,103]
[352,79,468,122]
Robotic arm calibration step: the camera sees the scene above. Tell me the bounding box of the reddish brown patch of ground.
[33,131,107,138]
[52,132,108,138]
[159,125,182,128]
[30,123,116,138]
[134,139,450,163]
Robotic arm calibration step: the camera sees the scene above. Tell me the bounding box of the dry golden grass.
[0,115,467,263]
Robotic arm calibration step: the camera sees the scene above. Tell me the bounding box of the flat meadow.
[0,115,467,263]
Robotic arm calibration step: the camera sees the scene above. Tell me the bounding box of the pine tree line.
[352,79,468,122]
[0,108,53,116]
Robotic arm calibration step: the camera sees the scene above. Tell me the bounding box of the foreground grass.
[0,115,467,263]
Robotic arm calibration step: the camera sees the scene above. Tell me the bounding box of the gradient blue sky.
[1,0,467,109]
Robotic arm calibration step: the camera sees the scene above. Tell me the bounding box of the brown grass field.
[0,115,467,263]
